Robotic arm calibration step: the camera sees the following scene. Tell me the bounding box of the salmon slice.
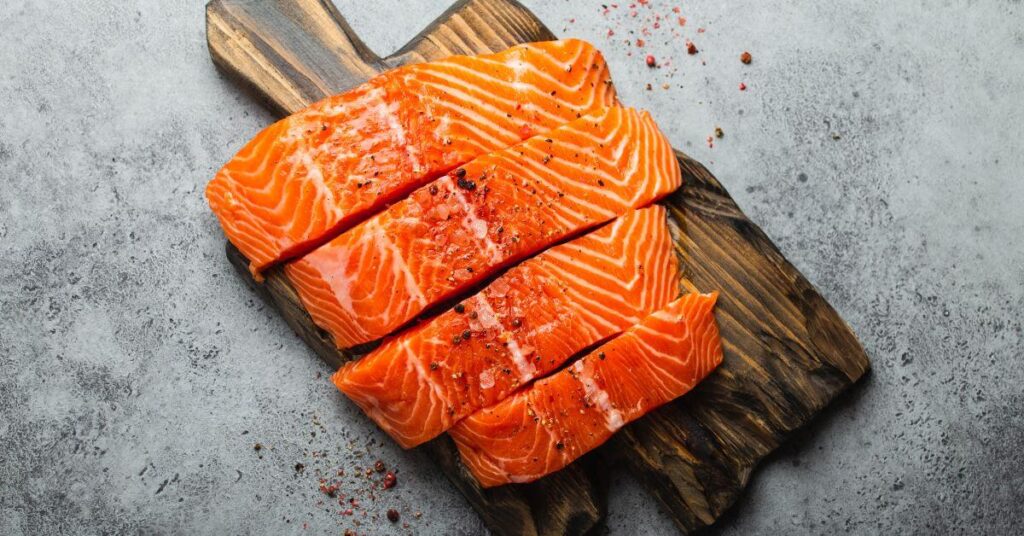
[286,106,681,349]
[206,39,617,275]
[332,206,680,448]
[449,292,722,487]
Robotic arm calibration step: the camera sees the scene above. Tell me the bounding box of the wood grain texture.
[616,155,869,531]
[207,0,870,534]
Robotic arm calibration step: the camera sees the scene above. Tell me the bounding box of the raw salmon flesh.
[333,206,680,448]
[206,39,726,489]
[449,292,723,487]
[285,106,681,349]
[207,39,616,275]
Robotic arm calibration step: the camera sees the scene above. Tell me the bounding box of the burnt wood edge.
[607,154,870,532]
[674,152,868,381]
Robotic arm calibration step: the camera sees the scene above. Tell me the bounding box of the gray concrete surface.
[1,0,1022,534]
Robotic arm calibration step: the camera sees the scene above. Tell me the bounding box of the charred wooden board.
[207,0,870,534]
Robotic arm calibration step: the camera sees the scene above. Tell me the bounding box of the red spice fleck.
[686,41,699,55]
[645,54,657,67]
[319,481,339,498]
[740,51,752,64]
[636,38,645,47]
[630,10,638,17]
[382,471,397,489]
[653,21,660,29]
[739,82,747,91]
[678,16,687,26]
[707,136,714,148]
[698,27,706,33]
[607,28,615,37]
[387,509,400,523]
[569,18,575,23]
[672,6,681,13]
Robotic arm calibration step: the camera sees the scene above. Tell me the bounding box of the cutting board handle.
[206,0,384,115]
[206,0,552,115]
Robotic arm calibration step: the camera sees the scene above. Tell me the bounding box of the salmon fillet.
[332,206,680,448]
[449,292,722,487]
[286,106,681,349]
[206,39,617,275]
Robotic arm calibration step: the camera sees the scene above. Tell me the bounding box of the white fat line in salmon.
[286,151,341,221]
[571,360,625,432]
[410,84,518,147]
[448,178,504,266]
[403,336,449,420]
[471,295,537,383]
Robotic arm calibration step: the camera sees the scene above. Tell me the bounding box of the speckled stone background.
[1,1,1022,534]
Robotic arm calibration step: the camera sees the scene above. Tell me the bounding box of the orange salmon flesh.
[332,206,680,448]
[285,106,681,349]
[206,39,617,275]
[206,40,727,490]
[449,292,723,487]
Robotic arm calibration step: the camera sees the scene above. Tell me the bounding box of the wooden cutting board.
[206,0,871,533]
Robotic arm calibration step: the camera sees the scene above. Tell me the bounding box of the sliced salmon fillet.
[332,206,680,448]
[206,39,617,275]
[449,292,722,487]
[286,106,681,349]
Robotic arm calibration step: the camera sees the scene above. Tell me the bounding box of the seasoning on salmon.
[449,292,722,487]
[333,206,680,448]
[285,106,682,349]
[206,39,618,276]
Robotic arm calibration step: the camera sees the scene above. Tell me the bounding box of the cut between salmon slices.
[332,206,680,448]
[286,106,681,349]
[449,292,723,488]
[206,39,617,275]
